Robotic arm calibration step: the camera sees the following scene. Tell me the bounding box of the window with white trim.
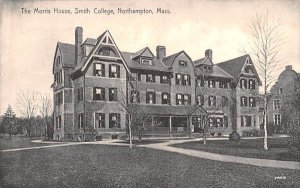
[273,99,280,110]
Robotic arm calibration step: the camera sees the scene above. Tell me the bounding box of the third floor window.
[94,63,105,77]
[109,64,120,78]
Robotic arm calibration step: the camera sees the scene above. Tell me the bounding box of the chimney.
[75,27,83,66]
[205,49,212,60]
[156,46,166,60]
[285,65,292,70]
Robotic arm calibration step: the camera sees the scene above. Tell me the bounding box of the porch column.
[169,116,172,137]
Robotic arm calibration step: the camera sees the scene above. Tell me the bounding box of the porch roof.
[127,104,207,116]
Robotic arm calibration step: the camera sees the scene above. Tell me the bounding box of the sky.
[0,0,299,116]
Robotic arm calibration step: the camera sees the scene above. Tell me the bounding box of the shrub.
[289,132,300,158]
[229,131,240,142]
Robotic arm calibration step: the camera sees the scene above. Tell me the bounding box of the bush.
[229,131,240,142]
[289,132,300,158]
[242,129,259,137]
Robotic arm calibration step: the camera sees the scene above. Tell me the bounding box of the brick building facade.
[52,27,261,140]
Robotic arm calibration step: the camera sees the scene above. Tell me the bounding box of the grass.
[0,137,65,150]
[0,139,300,187]
[171,137,300,162]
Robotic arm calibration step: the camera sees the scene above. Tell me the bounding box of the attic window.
[179,61,187,66]
[98,47,117,57]
[140,58,153,65]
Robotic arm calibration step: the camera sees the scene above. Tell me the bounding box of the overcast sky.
[0,0,299,116]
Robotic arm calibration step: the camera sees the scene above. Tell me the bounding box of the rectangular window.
[131,73,137,81]
[183,94,191,105]
[78,113,84,129]
[240,78,247,89]
[209,117,214,127]
[94,87,105,101]
[176,94,183,105]
[162,93,170,104]
[160,75,169,84]
[216,118,223,127]
[196,95,204,106]
[137,73,142,81]
[94,63,105,77]
[208,96,216,107]
[274,114,281,126]
[241,97,247,107]
[249,79,255,90]
[130,90,140,103]
[109,113,120,128]
[182,75,191,86]
[146,90,156,104]
[175,73,182,85]
[249,97,256,107]
[109,88,118,101]
[56,91,63,105]
[109,64,120,78]
[273,99,281,110]
[208,80,216,88]
[146,74,155,82]
[219,81,228,89]
[245,116,252,127]
[196,77,205,87]
[95,113,105,128]
[56,116,62,129]
[179,60,187,66]
[221,96,228,107]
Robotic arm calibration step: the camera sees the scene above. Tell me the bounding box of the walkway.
[1,137,299,170]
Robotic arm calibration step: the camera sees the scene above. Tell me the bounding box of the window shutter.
[240,79,243,89]
[245,97,248,106]
[117,114,121,128]
[115,88,118,101]
[146,92,149,103]
[176,94,179,105]
[101,88,105,100]
[102,114,106,128]
[175,74,179,85]
[117,66,120,78]
[101,64,105,77]
[188,75,191,86]
[109,65,112,77]
[213,96,216,106]
[253,80,256,89]
[168,93,171,104]
[109,114,112,128]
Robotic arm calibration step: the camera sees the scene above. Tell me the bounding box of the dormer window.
[179,61,187,66]
[140,58,153,65]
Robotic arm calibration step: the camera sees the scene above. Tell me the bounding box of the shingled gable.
[78,30,131,74]
[217,54,261,85]
[52,42,75,73]
[162,50,193,68]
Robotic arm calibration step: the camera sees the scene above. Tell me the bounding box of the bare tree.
[247,12,283,150]
[38,93,53,139]
[16,90,39,137]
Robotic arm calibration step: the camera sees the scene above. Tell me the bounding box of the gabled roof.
[217,54,262,85]
[162,51,193,68]
[121,51,172,72]
[194,57,213,66]
[131,47,154,59]
[52,42,75,73]
[217,54,248,80]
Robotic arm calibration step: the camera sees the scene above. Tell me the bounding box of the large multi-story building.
[267,65,300,132]
[52,27,261,140]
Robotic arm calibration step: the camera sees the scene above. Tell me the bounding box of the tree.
[0,105,18,137]
[247,12,283,150]
[38,93,53,139]
[16,90,38,137]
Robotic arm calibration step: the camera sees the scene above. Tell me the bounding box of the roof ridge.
[217,54,249,65]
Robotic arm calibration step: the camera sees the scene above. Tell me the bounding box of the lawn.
[0,137,65,150]
[171,137,300,162]
[0,141,300,187]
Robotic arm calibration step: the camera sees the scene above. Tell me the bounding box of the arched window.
[98,47,117,57]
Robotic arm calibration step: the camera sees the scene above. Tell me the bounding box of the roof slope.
[162,51,182,68]
[121,51,171,72]
[195,65,233,79]
[217,54,249,80]
[57,42,75,67]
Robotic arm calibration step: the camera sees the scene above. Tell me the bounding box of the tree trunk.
[128,117,132,148]
[203,131,206,145]
[264,77,268,150]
